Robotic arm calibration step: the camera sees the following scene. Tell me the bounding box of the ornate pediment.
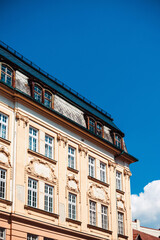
[26,158,57,183]
[88,183,109,204]
[0,145,11,167]
[67,174,79,193]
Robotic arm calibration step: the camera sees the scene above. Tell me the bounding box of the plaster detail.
[25,158,57,184]
[88,183,109,204]
[16,112,29,127]
[108,160,116,169]
[117,195,125,212]
[0,146,11,167]
[57,133,68,147]
[67,174,79,193]
[124,168,132,177]
[78,144,88,157]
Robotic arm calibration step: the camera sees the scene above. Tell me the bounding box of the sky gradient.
[1,0,160,228]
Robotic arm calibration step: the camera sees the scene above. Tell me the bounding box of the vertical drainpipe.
[12,107,17,213]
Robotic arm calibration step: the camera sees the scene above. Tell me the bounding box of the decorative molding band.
[87,224,112,234]
[0,198,12,206]
[24,205,59,219]
[16,112,29,127]
[57,133,68,147]
[116,189,125,195]
[28,149,57,165]
[67,167,79,174]
[118,233,128,239]
[88,176,110,188]
[66,218,81,226]
[0,137,11,145]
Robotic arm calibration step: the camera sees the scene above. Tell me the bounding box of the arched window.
[44,90,52,108]
[1,63,13,86]
[34,84,42,103]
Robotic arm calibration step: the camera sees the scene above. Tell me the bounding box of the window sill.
[28,149,57,164]
[88,176,109,187]
[0,137,11,145]
[0,198,12,206]
[118,233,128,239]
[67,167,79,174]
[24,205,59,219]
[116,189,125,195]
[66,218,81,225]
[87,224,112,234]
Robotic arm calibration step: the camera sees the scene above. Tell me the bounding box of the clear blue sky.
[1,0,160,196]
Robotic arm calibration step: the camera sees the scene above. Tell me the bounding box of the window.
[116,171,122,190]
[118,212,124,235]
[32,82,53,109]
[44,184,53,213]
[68,146,76,169]
[28,178,37,208]
[45,135,53,159]
[68,193,76,220]
[100,162,106,183]
[89,118,95,133]
[96,122,103,137]
[1,63,13,86]
[89,156,95,178]
[27,234,38,240]
[0,228,5,240]
[0,169,6,199]
[0,113,8,139]
[101,205,108,229]
[89,200,96,226]
[88,117,103,137]
[44,90,52,108]
[34,84,42,103]
[29,127,38,152]
[115,134,121,148]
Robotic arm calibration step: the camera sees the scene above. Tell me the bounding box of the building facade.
[0,41,137,240]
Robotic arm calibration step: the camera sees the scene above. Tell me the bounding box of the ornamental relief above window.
[87,183,109,204]
[25,158,57,184]
[66,174,79,193]
[0,145,11,168]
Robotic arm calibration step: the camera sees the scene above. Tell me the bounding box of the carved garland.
[25,158,57,184]
[88,183,110,204]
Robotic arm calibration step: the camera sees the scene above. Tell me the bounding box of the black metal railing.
[0,40,112,119]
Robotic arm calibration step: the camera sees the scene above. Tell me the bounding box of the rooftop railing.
[0,40,112,119]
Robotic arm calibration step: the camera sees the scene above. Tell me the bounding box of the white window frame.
[68,193,76,220]
[101,205,108,229]
[28,178,37,208]
[29,127,38,152]
[0,228,5,240]
[44,184,53,213]
[118,212,124,235]
[45,135,53,159]
[116,171,122,190]
[89,200,96,226]
[0,169,6,199]
[27,233,38,240]
[100,162,106,183]
[0,113,8,140]
[89,156,95,178]
[68,146,76,169]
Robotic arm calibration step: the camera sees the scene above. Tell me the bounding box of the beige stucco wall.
[0,92,133,240]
